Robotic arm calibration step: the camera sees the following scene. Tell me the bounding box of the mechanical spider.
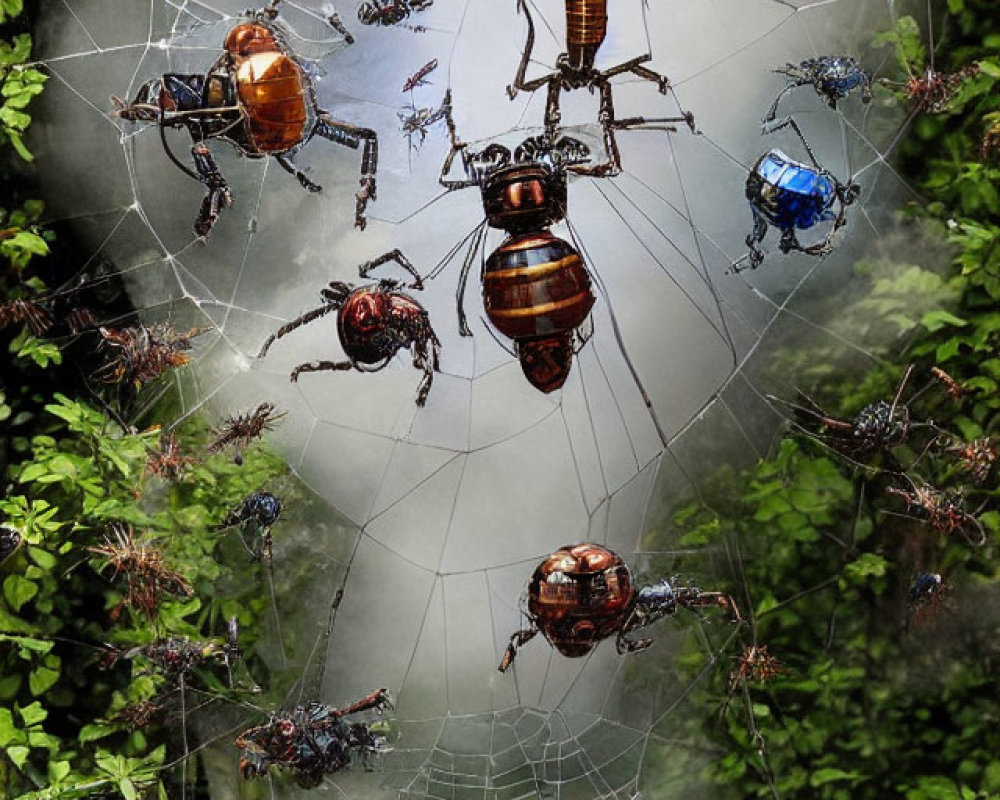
[946,438,996,485]
[729,644,786,692]
[399,99,448,152]
[764,56,872,124]
[506,0,695,176]
[112,0,378,236]
[737,117,858,271]
[257,250,441,406]
[439,97,597,393]
[217,491,283,562]
[94,324,207,388]
[208,402,286,465]
[881,63,979,115]
[236,689,392,788]
[886,480,986,547]
[499,543,741,671]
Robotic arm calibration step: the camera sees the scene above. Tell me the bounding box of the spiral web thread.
[28,0,934,797]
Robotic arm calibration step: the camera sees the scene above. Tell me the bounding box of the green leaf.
[18,701,46,726]
[120,777,137,800]
[28,665,59,696]
[3,574,37,612]
[921,309,968,332]
[6,744,30,768]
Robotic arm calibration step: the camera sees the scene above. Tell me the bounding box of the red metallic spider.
[499,543,741,671]
[257,250,441,406]
[112,0,378,236]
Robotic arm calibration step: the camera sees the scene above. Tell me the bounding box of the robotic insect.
[399,101,449,151]
[402,58,437,93]
[258,250,441,406]
[112,0,378,236]
[439,97,597,393]
[886,481,986,547]
[506,0,695,176]
[907,572,948,611]
[218,491,283,561]
[499,543,740,671]
[764,56,872,124]
[738,118,859,271]
[881,63,979,115]
[94,324,207,388]
[208,402,285,465]
[0,526,22,564]
[103,619,241,685]
[358,0,432,28]
[236,689,392,788]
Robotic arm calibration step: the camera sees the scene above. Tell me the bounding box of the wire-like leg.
[498,628,538,673]
[313,115,378,229]
[359,248,424,289]
[455,224,485,337]
[258,301,341,358]
[762,80,803,125]
[290,360,354,382]
[507,0,555,99]
[761,115,821,168]
[276,153,321,193]
[191,143,232,238]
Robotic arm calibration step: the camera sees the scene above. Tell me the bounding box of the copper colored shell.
[482,164,567,233]
[565,0,607,69]
[338,287,426,365]
[234,51,308,153]
[527,543,635,658]
[483,232,594,342]
[224,23,281,57]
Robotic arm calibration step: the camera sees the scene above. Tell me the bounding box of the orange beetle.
[112,0,377,237]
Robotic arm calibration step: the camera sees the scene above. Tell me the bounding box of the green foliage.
[0,29,46,161]
[639,5,1000,797]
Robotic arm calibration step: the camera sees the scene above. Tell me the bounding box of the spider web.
[27,0,941,797]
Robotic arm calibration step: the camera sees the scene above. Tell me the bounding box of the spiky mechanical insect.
[112,700,165,729]
[881,64,980,115]
[236,689,392,788]
[0,299,54,336]
[103,618,241,682]
[398,100,448,151]
[764,56,872,124]
[0,526,22,564]
[931,367,966,401]
[112,0,378,236]
[145,432,195,481]
[357,0,432,28]
[946,438,997,485]
[737,117,858,271]
[218,491,283,561]
[257,251,441,406]
[499,543,741,671]
[88,524,193,618]
[506,0,695,176]
[94,324,207,388]
[208,402,285,465]
[886,482,986,547]
[729,644,786,692]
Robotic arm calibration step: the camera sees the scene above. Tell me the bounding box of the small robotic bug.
[357,0,432,28]
[257,250,441,406]
[506,0,695,175]
[236,689,392,788]
[208,402,286,465]
[112,0,378,236]
[499,543,740,671]
[764,56,873,124]
[737,118,859,271]
[218,491,283,561]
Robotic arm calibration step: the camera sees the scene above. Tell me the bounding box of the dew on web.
[26,0,948,796]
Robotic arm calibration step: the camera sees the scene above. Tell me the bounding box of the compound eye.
[505,179,545,211]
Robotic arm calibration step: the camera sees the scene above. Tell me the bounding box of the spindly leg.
[313,115,379,229]
[455,224,485,337]
[258,301,342,358]
[359,248,424,289]
[732,209,769,272]
[761,115,821,169]
[332,688,392,719]
[276,154,321,193]
[191,143,232,238]
[290,360,354,382]
[498,628,538,673]
[506,0,557,100]
[615,627,654,655]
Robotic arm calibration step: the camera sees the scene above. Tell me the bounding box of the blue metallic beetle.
[737,117,859,271]
[764,56,873,124]
[218,491,283,561]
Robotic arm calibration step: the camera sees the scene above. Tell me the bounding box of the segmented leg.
[615,628,654,655]
[498,628,538,673]
[276,154,322,193]
[258,300,342,358]
[411,317,441,406]
[732,209,769,272]
[507,0,556,100]
[763,77,807,125]
[455,223,486,337]
[290,360,355,382]
[332,688,392,718]
[358,248,424,289]
[191,143,232,238]
[313,115,378,229]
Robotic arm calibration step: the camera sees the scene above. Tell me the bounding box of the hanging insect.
[0,294,95,337]
[217,491,283,561]
[886,481,986,547]
[236,689,392,788]
[763,56,873,124]
[88,524,193,619]
[0,526,22,564]
[907,572,948,612]
[145,432,195,481]
[94,324,207,388]
[399,99,449,152]
[111,0,378,236]
[402,58,437,93]
[499,543,741,671]
[881,63,979,115]
[930,367,966,401]
[729,644,786,692]
[257,250,441,406]
[439,97,598,393]
[506,0,695,175]
[946,438,997,485]
[207,402,285,465]
[736,118,859,271]
[357,0,432,29]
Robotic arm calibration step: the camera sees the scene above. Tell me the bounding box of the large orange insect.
[112,0,377,236]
